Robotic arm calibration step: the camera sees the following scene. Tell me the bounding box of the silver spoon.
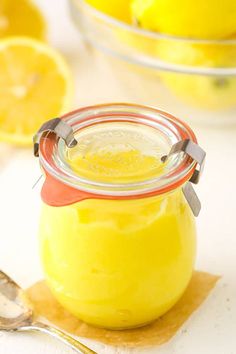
[0,270,97,354]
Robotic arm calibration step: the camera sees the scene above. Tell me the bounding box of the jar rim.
[39,103,197,200]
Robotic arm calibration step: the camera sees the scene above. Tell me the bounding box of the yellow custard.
[40,144,196,329]
[67,148,165,182]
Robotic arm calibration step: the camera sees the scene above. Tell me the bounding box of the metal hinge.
[162,139,206,216]
[33,118,77,157]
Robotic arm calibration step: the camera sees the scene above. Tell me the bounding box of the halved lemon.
[0,0,46,40]
[0,37,73,146]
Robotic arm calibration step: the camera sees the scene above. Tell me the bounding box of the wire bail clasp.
[33,118,77,157]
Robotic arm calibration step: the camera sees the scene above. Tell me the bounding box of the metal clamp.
[33,118,77,157]
[182,182,201,217]
[162,139,206,184]
[162,139,206,217]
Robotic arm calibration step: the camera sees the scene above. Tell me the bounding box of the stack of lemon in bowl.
[85,0,236,112]
[0,0,72,146]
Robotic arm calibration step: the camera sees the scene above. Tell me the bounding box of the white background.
[0,1,236,353]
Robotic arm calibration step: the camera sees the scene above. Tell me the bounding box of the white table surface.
[0,1,236,353]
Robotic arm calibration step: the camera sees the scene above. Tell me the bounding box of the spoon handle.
[19,321,97,354]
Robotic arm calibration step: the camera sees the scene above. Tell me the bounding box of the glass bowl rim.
[73,0,236,44]
[70,0,236,75]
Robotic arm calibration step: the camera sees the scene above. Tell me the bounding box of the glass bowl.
[69,0,236,126]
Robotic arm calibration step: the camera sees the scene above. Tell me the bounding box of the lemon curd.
[38,105,198,329]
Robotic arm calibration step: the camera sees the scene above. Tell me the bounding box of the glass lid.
[39,103,197,197]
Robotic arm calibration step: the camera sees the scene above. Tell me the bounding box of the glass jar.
[34,103,205,329]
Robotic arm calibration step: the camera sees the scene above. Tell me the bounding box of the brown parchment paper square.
[26,271,220,348]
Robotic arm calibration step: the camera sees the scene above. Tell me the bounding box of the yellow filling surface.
[40,149,196,329]
[66,148,165,183]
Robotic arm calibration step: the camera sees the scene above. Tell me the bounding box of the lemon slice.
[0,37,73,146]
[0,0,46,40]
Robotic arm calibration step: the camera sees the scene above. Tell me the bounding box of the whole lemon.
[0,0,46,40]
[157,40,236,110]
[131,0,236,39]
[86,0,132,23]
